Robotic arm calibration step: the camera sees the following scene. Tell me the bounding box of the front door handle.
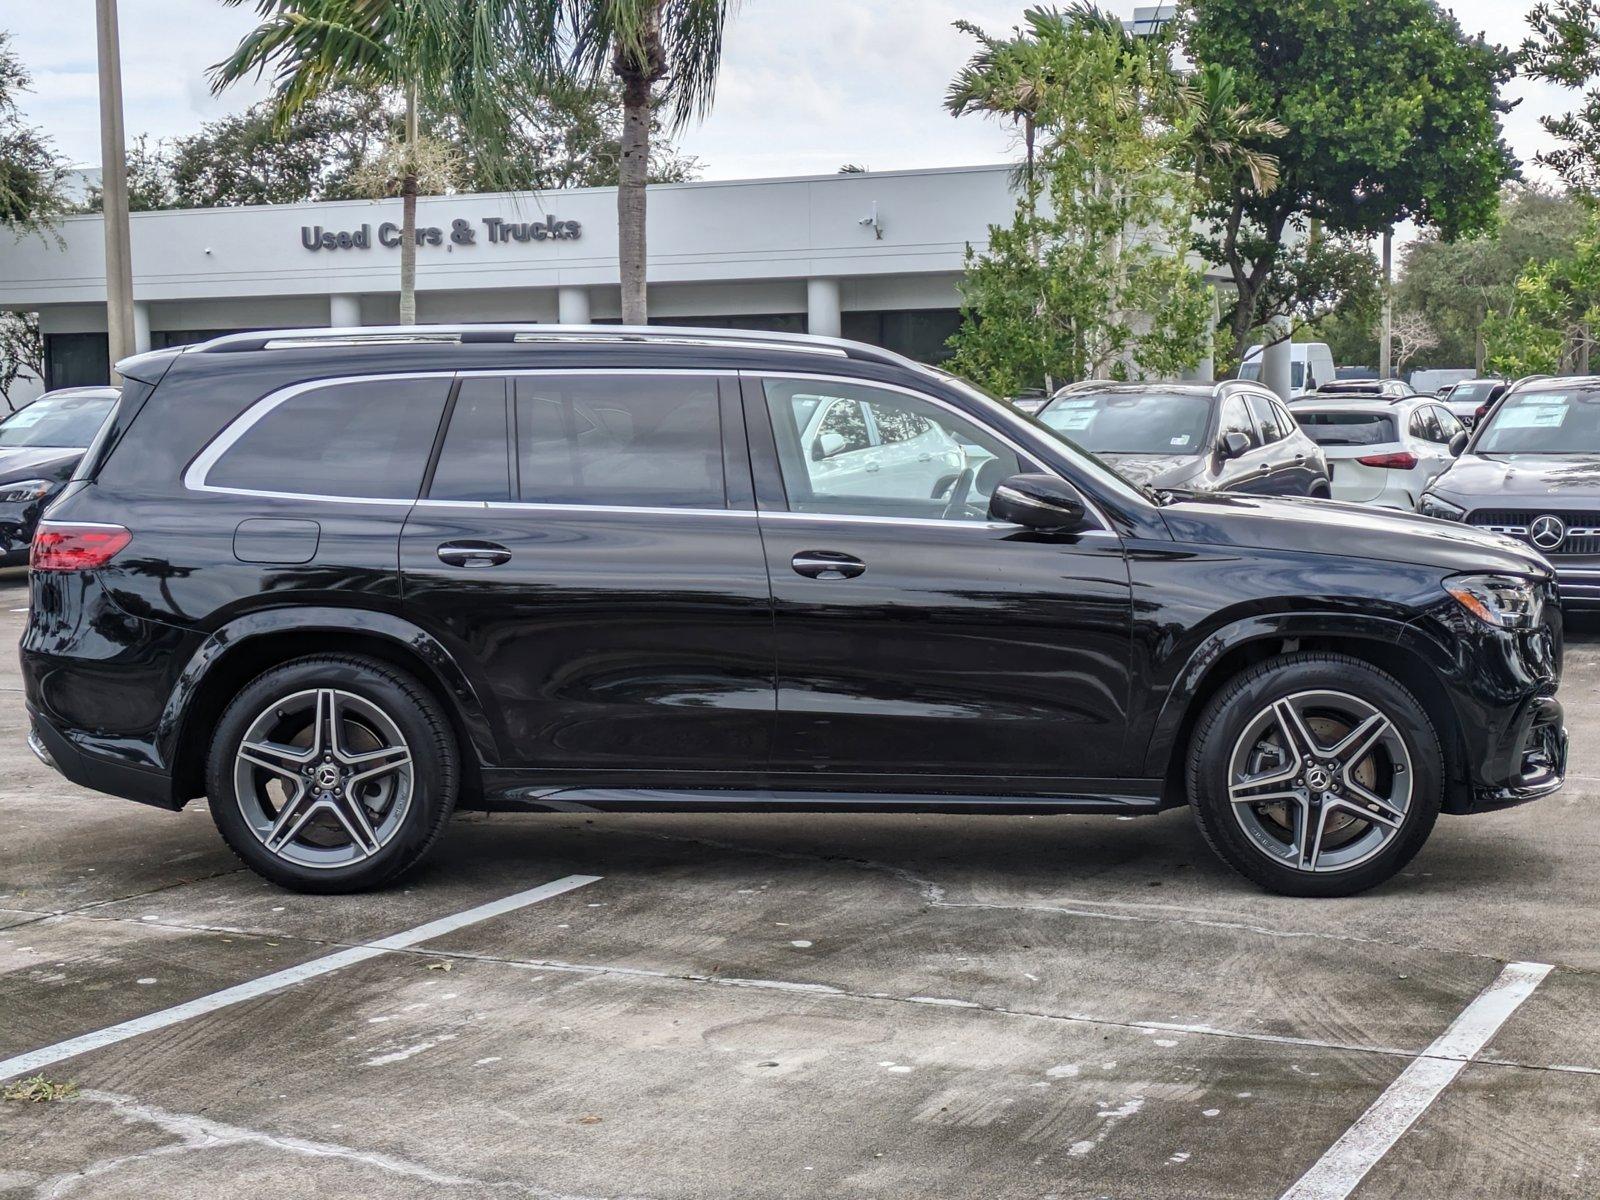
[792,550,866,580]
[437,540,512,568]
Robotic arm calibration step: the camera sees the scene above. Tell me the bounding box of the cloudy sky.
[1,1,1570,183]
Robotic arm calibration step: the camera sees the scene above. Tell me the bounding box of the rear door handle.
[792,550,866,580]
[437,541,512,568]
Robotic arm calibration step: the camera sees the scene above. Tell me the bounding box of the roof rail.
[190,324,861,359]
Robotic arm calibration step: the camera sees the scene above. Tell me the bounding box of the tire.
[1187,652,1443,898]
[206,654,459,893]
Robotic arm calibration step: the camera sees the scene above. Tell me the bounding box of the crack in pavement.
[0,864,250,934]
[26,1090,640,1200]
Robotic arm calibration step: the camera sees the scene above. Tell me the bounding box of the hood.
[1098,452,1203,489]
[0,446,83,484]
[1428,454,1600,508]
[1157,491,1552,581]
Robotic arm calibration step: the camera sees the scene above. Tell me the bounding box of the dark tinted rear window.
[430,377,511,501]
[207,378,451,499]
[1297,412,1397,446]
[514,375,725,508]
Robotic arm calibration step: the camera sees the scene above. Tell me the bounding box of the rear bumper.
[27,703,180,810]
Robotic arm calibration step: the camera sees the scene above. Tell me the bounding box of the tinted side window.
[1220,396,1261,449]
[206,378,451,499]
[1246,394,1285,443]
[1271,400,1299,438]
[430,377,511,501]
[1435,406,1465,439]
[1410,407,1445,443]
[514,375,725,508]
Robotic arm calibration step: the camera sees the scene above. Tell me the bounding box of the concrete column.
[329,293,362,328]
[1262,328,1293,401]
[807,278,842,339]
[132,300,151,354]
[557,286,591,326]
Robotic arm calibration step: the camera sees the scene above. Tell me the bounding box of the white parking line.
[0,873,600,1082]
[1279,961,1553,1200]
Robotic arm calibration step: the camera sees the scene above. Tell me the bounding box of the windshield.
[1448,381,1500,404]
[1474,391,1600,454]
[1297,411,1397,446]
[0,394,115,449]
[1037,391,1211,456]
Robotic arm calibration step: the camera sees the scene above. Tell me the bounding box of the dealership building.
[0,163,1229,399]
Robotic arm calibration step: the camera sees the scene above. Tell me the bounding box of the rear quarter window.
[1297,413,1397,446]
[202,377,452,500]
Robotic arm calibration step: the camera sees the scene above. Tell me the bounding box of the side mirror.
[1449,431,1469,458]
[813,430,846,461]
[988,473,1091,531]
[1220,431,1252,460]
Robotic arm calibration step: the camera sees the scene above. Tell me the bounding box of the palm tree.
[1184,63,1286,197]
[946,19,1047,195]
[542,1,736,325]
[211,0,540,325]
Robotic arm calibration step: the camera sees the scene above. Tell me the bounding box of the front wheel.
[205,655,459,893]
[1187,653,1443,897]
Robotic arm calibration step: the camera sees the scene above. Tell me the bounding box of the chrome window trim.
[483,501,757,518]
[759,509,1118,536]
[186,367,736,506]
[747,370,1117,536]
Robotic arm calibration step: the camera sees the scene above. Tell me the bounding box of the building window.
[43,333,110,390]
[842,309,963,365]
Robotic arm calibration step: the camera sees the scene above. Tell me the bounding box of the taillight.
[1356,452,1419,470]
[31,522,132,571]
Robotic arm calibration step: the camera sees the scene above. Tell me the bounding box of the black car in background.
[0,386,118,566]
[22,327,1563,899]
[1034,380,1330,496]
[1420,376,1600,607]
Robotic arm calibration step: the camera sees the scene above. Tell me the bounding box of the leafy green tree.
[1522,0,1600,191]
[0,30,66,242]
[947,6,1217,391]
[1184,0,1517,363]
[0,311,43,410]
[1484,211,1600,375]
[533,1,737,325]
[1397,185,1588,371]
[212,0,548,325]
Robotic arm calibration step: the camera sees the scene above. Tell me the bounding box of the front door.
[399,371,773,779]
[747,374,1137,791]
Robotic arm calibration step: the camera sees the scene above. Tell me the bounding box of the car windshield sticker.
[1170,435,1191,446]
[1050,410,1095,431]
[1498,402,1568,430]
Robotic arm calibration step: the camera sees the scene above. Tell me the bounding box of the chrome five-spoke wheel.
[232,687,414,870]
[1226,689,1412,874]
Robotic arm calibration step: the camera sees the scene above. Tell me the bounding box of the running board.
[482,785,1166,816]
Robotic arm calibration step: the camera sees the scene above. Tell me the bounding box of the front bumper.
[1463,694,1567,812]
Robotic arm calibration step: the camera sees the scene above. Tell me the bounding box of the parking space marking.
[1279,960,1553,1200]
[0,873,600,1082]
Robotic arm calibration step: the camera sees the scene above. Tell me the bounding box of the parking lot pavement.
[2,573,1598,1198]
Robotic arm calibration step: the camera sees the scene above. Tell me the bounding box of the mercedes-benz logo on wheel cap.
[1530,514,1567,551]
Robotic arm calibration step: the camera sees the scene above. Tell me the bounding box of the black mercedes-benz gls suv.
[22,327,1567,897]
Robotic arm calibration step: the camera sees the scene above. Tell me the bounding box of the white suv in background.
[1291,396,1465,509]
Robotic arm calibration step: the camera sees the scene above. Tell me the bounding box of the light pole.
[1378,228,1393,379]
[95,0,135,380]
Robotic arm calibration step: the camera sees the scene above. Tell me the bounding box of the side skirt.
[476,781,1167,816]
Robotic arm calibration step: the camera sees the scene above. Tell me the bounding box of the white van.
[1238,342,1337,397]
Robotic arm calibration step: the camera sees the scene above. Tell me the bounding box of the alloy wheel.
[232,688,414,870]
[1225,689,1412,874]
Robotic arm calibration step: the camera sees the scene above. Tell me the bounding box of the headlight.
[1417,493,1465,521]
[0,479,53,505]
[1445,574,1543,629]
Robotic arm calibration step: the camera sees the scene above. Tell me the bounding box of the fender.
[159,605,502,771]
[1139,610,1457,778]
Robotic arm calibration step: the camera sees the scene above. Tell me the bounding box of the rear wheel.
[206,655,458,893]
[1187,653,1443,897]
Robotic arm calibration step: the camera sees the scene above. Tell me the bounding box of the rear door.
[398,370,774,780]
[747,372,1136,790]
